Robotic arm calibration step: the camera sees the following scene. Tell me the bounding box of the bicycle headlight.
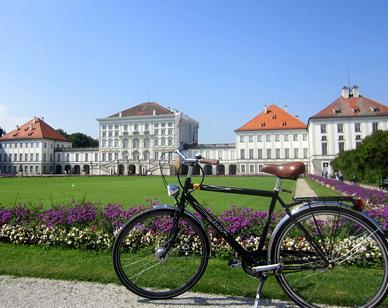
[167,184,180,197]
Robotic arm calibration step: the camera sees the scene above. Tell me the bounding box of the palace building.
[0,86,387,176]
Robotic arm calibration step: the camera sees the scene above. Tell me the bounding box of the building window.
[267,149,271,159]
[258,149,262,159]
[248,135,253,142]
[293,134,298,141]
[338,135,344,141]
[303,148,308,158]
[285,148,289,159]
[356,141,362,148]
[161,129,166,135]
[320,124,327,133]
[284,134,288,141]
[144,139,150,148]
[218,151,222,160]
[338,142,345,153]
[303,134,307,141]
[43,153,47,162]
[108,153,112,161]
[133,139,139,148]
[66,154,69,162]
[95,153,98,161]
[266,135,271,142]
[257,135,262,142]
[20,154,23,161]
[168,138,173,146]
[275,134,280,142]
[57,154,60,162]
[321,136,327,141]
[337,123,344,133]
[240,136,245,142]
[240,149,245,159]
[321,143,328,155]
[76,153,79,161]
[249,165,255,173]
[249,149,254,159]
[154,139,158,146]
[25,154,28,161]
[372,122,379,132]
[355,123,361,132]
[168,129,173,135]
[241,165,246,173]
[294,148,299,158]
[276,148,280,159]
[161,138,166,146]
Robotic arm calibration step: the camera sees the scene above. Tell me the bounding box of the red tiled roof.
[310,95,388,119]
[0,118,70,142]
[235,105,307,132]
[109,102,174,118]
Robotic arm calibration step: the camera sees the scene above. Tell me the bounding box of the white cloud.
[0,104,29,133]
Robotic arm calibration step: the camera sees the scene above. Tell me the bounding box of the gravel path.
[0,275,297,308]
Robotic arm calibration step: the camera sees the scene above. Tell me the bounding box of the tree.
[56,129,99,148]
[331,130,388,183]
[0,127,6,137]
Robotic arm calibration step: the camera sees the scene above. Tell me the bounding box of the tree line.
[56,129,99,148]
[331,130,388,184]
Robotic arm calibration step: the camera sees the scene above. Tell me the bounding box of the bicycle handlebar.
[175,147,219,165]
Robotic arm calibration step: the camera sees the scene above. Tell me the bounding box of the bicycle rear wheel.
[270,205,388,307]
[113,207,210,299]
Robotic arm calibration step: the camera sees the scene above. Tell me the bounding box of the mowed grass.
[0,175,296,212]
[1,243,387,307]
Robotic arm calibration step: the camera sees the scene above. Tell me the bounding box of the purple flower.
[39,207,68,227]
[66,203,97,225]
[0,208,11,226]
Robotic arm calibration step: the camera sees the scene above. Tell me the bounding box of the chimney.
[152,109,156,116]
[264,105,268,114]
[29,125,33,131]
[33,117,37,123]
[283,105,288,112]
[16,125,20,130]
[351,85,360,98]
[119,112,122,117]
[341,86,350,98]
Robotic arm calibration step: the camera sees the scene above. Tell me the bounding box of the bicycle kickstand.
[253,273,270,308]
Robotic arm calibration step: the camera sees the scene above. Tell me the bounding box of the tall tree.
[56,129,99,148]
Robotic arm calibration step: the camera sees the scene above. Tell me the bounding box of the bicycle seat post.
[274,177,282,191]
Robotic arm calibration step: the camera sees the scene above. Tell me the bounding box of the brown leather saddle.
[262,162,305,180]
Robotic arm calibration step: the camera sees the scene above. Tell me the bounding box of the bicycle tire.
[113,207,210,299]
[270,205,388,307]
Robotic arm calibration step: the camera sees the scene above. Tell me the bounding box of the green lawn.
[0,175,296,212]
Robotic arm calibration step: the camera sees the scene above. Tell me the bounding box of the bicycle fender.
[267,202,383,260]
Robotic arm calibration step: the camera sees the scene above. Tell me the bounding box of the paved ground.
[0,275,298,308]
[294,178,317,198]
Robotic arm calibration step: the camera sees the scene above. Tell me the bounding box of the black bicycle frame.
[177,177,283,266]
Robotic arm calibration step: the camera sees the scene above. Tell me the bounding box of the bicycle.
[113,143,388,307]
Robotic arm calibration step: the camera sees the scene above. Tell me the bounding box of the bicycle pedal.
[228,259,242,268]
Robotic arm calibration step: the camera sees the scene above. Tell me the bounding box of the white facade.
[235,129,309,175]
[0,139,71,175]
[95,108,199,175]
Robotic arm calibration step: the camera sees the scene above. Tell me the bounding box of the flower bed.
[0,201,386,263]
[309,175,388,207]
[0,203,277,256]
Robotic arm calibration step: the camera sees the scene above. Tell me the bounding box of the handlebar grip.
[199,158,219,165]
[181,142,198,150]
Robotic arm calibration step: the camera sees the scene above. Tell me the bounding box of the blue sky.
[1,0,387,143]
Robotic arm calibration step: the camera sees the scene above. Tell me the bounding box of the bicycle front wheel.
[271,205,388,307]
[113,207,210,299]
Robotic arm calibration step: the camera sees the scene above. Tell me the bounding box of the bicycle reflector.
[354,198,365,211]
[167,184,180,197]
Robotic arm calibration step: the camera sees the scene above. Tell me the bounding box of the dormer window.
[352,107,360,113]
[282,121,287,127]
[370,106,380,112]
[272,114,277,120]
[333,108,341,114]
[260,122,265,127]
